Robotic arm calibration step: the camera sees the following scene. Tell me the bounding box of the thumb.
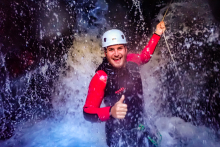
[118,95,125,103]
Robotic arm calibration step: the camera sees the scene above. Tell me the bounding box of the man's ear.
[104,47,108,57]
[104,49,107,57]
[124,45,128,53]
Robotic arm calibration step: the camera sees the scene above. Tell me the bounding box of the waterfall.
[0,0,219,146]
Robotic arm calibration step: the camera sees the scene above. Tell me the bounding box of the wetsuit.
[83,34,160,146]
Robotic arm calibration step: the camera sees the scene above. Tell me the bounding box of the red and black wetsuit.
[83,34,160,146]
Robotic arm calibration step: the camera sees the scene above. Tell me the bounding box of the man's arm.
[83,70,111,122]
[127,21,166,65]
[127,33,161,65]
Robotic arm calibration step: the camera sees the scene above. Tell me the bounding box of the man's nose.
[114,49,119,56]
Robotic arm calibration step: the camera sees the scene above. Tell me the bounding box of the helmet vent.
[121,35,124,39]
[104,38,106,42]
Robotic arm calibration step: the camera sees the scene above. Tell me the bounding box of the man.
[83,21,166,146]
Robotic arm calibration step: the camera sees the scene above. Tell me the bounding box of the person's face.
[105,44,127,69]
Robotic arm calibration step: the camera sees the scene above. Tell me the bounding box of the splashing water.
[0,0,220,147]
[140,0,220,146]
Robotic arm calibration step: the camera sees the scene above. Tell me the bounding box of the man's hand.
[155,21,166,36]
[110,95,127,119]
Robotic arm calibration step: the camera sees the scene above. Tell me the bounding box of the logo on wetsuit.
[115,87,125,94]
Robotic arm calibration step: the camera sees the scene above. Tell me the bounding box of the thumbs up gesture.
[110,95,128,119]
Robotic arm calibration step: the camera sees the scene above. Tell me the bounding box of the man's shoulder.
[96,70,107,77]
[94,70,107,84]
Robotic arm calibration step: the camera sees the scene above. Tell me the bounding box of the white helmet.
[102,29,127,48]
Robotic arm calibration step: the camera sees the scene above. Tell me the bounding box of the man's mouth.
[113,57,122,63]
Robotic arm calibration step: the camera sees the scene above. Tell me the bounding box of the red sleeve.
[83,70,111,121]
[127,33,161,65]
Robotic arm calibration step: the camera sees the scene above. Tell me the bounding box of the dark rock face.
[105,0,172,50]
[0,0,75,77]
[158,8,220,133]
[208,0,220,22]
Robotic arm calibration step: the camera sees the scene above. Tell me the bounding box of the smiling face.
[105,44,127,69]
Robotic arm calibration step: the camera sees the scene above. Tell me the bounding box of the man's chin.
[113,65,122,69]
[111,63,124,69]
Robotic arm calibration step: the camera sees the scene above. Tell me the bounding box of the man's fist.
[155,21,166,36]
[110,95,128,119]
